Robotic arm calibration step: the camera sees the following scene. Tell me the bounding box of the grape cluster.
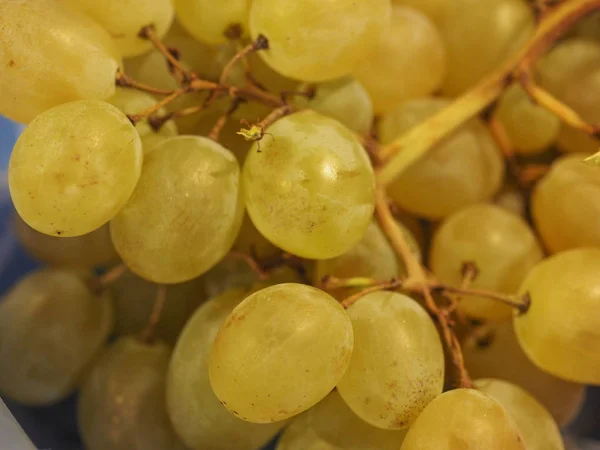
[0,1,599,449]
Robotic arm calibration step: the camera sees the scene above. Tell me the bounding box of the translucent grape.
[379,98,504,219]
[0,269,113,405]
[14,215,118,269]
[296,78,374,135]
[354,5,446,114]
[107,88,177,153]
[494,184,526,218]
[167,288,284,450]
[9,100,143,237]
[276,413,339,450]
[306,391,407,450]
[495,84,560,154]
[78,337,187,450]
[64,0,174,57]
[514,248,600,385]
[437,0,534,95]
[110,136,243,284]
[232,214,280,261]
[391,0,449,23]
[400,389,526,450]
[475,379,564,450]
[337,291,444,429]
[0,0,121,123]
[430,204,543,321]
[243,110,375,259]
[532,154,600,253]
[463,321,586,427]
[209,283,354,423]
[249,0,392,82]
[111,271,205,345]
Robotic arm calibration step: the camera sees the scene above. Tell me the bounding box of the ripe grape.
[232,214,280,261]
[78,337,187,450]
[514,248,600,385]
[249,0,392,82]
[430,204,543,321]
[532,154,600,253]
[0,0,121,123]
[379,98,504,219]
[209,283,354,423]
[400,389,526,450]
[111,135,243,284]
[354,5,446,114]
[167,288,284,450]
[0,269,113,405]
[475,378,565,450]
[9,100,143,237]
[337,291,444,429]
[63,0,174,57]
[494,184,526,218]
[463,321,586,427]
[243,110,375,259]
[276,413,339,450]
[391,0,449,23]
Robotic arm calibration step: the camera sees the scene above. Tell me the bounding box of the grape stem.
[208,98,244,142]
[139,285,167,344]
[115,70,174,96]
[219,34,269,86]
[89,263,128,294]
[127,87,192,125]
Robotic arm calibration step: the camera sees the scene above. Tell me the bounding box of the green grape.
[14,215,118,269]
[494,184,526,218]
[276,413,340,450]
[437,0,534,96]
[111,271,205,345]
[247,53,300,94]
[63,0,174,58]
[400,389,526,450]
[354,5,446,114]
[296,77,373,135]
[391,0,449,24]
[430,204,543,321]
[209,283,354,423]
[0,268,113,405]
[201,258,262,299]
[110,135,243,284]
[337,291,444,429]
[233,214,280,261]
[306,391,407,450]
[495,84,560,154]
[249,0,392,82]
[175,0,251,45]
[243,110,375,259]
[0,0,121,124]
[379,98,504,219]
[167,288,284,450]
[514,248,600,385]
[78,337,187,450]
[532,154,600,253]
[475,379,564,450]
[463,321,586,427]
[9,100,143,237]
[107,88,177,153]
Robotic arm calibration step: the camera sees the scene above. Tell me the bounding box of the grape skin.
[276,413,340,450]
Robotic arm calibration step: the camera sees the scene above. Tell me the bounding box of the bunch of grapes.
[1,0,599,449]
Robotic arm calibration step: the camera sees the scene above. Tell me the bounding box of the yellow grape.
[167,288,284,450]
[379,98,504,219]
[400,389,526,450]
[430,204,543,321]
[10,100,143,237]
[463,321,586,427]
[232,214,280,261]
[63,0,174,57]
[0,0,121,124]
[337,291,444,429]
[475,379,564,450]
[276,413,340,450]
[495,84,560,154]
[110,136,243,284]
[494,184,526,218]
[209,283,354,423]
[111,271,205,345]
[532,154,600,253]
[243,110,375,259]
[107,88,177,153]
[296,78,374,135]
[14,215,118,269]
[0,269,113,405]
[306,391,407,450]
[391,0,449,23]
[354,5,446,114]
[437,0,534,96]
[201,258,263,300]
[78,337,187,450]
[514,248,600,385]
[249,0,392,82]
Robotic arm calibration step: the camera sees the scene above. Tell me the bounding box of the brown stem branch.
[340,279,404,309]
[139,285,167,344]
[430,284,531,314]
[128,87,190,124]
[219,35,269,85]
[90,263,128,294]
[115,70,175,96]
[209,98,244,142]
[138,24,193,83]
